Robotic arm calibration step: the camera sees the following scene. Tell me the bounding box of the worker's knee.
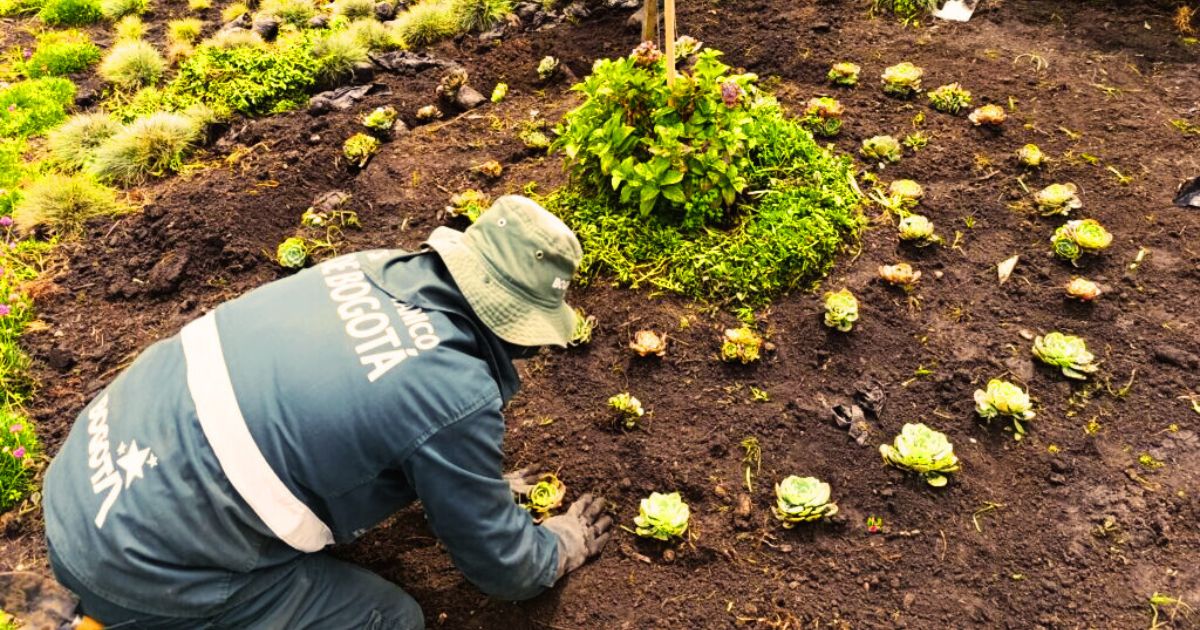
[365,592,424,630]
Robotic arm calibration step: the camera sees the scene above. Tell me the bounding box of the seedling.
[772,476,838,527]
[878,262,921,289]
[720,326,762,364]
[276,237,307,269]
[633,492,690,541]
[1032,331,1097,380]
[860,135,902,164]
[519,473,566,522]
[1015,143,1045,167]
[974,379,1035,438]
[342,133,380,168]
[490,82,508,103]
[608,392,644,429]
[968,104,1007,127]
[1065,277,1101,301]
[823,288,859,332]
[1051,219,1112,264]
[926,82,972,114]
[897,214,939,246]
[881,62,923,97]
[629,330,667,357]
[537,55,559,81]
[740,436,761,491]
[1149,592,1193,629]
[361,106,398,133]
[866,515,884,533]
[568,307,596,346]
[1138,453,1165,470]
[879,422,959,487]
[902,131,930,151]
[1033,183,1081,217]
[446,189,489,222]
[801,97,844,138]
[827,61,861,87]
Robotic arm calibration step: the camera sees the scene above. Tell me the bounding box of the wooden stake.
[664,0,676,85]
[641,0,658,46]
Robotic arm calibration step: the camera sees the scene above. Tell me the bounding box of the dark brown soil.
[5,1,1200,628]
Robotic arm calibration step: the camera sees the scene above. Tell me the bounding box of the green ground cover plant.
[0,78,75,139]
[25,30,101,77]
[166,33,324,116]
[37,0,100,24]
[548,43,863,308]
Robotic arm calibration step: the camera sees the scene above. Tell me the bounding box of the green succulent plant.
[1034,183,1082,217]
[926,82,972,114]
[801,97,844,138]
[537,55,558,80]
[1032,332,1097,380]
[568,307,596,346]
[772,476,838,527]
[1051,219,1111,263]
[720,326,762,363]
[880,423,959,487]
[361,106,398,133]
[634,491,690,541]
[520,473,565,521]
[823,288,859,332]
[974,379,1035,438]
[276,236,307,269]
[897,214,938,246]
[827,61,860,86]
[608,392,644,429]
[861,135,902,164]
[1016,143,1045,167]
[490,82,508,103]
[342,132,380,168]
[881,62,923,97]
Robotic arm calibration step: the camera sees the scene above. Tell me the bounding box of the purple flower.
[0,304,9,317]
[0,216,12,227]
[22,48,31,60]
[12,446,25,459]
[720,80,743,107]
[9,424,21,433]
[6,104,15,113]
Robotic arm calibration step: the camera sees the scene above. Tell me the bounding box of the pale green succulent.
[361,106,397,133]
[521,474,566,521]
[634,492,690,541]
[926,82,972,115]
[490,82,508,103]
[881,62,923,97]
[342,132,380,168]
[568,307,596,346]
[823,288,859,332]
[674,35,703,58]
[721,326,763,363]
[975,379,1035,438]
[276,237,307,269]
[889,179,924,202]
[861,135,903,163]
[1016,143,1045,167]
[879,423,959,487]
[1051,219,1112,263]
[446,189,489,222]
[772,476,838,527]
[1034,183,1082,217]
[1032,332,1097,380]
[898,214,938,246]
[537,55,559,80]
[827,61,861,86]
[608,392,644,429]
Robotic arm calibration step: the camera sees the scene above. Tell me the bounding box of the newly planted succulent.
[974,379,1035,438]
[926,82,972,115]
[1016,143,1045,167]
[520,473,566,521]
[1052,219,1112,263]
[361,106,398,133]
[490,82,508,103]
[342,132,380,168]
[721,326,763,364]
[446,189,489,222]
[879,423,959,487]
[968,104,1007,127]
[861,135,902,164]
[608,392,644,429]
[772,476,838,527]
[878,262,921,288]
[569,307,596,346]
[1034,183,1081,217]
[827,61,861,87]
[1065,277,1101,301]
[823,288,859,332]
[630,330,667,357]
[881,62,923,97]
[674,35,703,59]
[276,237,307,269]
[634,492,690,541]
[898,214,939,246]
[802,97,845,138]
[415,105,442,121]
[887,179,923,212]
[537,55,559,81]
[1032,332,1097,380]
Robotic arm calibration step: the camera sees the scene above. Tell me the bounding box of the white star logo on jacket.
[116,441,158,489]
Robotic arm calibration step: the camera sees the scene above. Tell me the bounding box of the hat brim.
[425,227,577,348]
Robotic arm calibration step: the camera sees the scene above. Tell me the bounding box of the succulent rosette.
[827,61,861,86]
[881,62,923,97]
[1065,277,1101,301]
[634,492,690,541]
[898,214,938,246]
[861,135,902,163]
[630,330,667,357]
[1032,332,1097,380]
[1052,219,1112,263]
[927,82,973,115]
[720,326,763,363]
[968,104,1007,126]
[522,474,566,521]
[888,179,924,203]
[276,237,307,269]
[823,288,859,332]
[772,476,838,527]
[879,423,960,487]
[878,262,921,287]
[1033,183,1082,217]
[974,379,1035,437]
[1016,143,1045,167]
[608,392,644,429]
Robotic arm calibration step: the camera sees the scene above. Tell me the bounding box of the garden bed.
[4,0,1200,627]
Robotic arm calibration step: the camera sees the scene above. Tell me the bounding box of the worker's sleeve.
[400,401,560,601]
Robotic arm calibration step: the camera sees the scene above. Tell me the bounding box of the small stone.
[308,14,328,28]
[811,21,831,32]
[618,477,632,490]
[734,493,752,519]
[662,548,676,562]
[307,96,333,116]
[374,0,395,20]
[1048,473,1067,485]
[455,85,488,110]
[351,61,376,84]
[903,592,916,609]
[252,15,280,41]
[779,544,793,554]
[1153,345,1199,369]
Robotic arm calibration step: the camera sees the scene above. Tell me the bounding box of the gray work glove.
[541,494,613,579]
[503,466,544,496]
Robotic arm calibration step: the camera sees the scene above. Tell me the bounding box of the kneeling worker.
[42,196,612,628]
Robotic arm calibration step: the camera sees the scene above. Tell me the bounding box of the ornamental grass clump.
[1034,183,1081,217]
[608,392,644,430]
[823,288,859,332]
[167,18,204,46]
[629,330,667,357]
[348,19,402,52]
[313,30,369,82]
[1032,332,1097,380]
[100,0,146,20]
[47,112,121,170]
[392,0,457,48]
[520,473,565,522]
[801,97,844,138]
[452,0,511,32]
[881,62,923,98]
[342,132,380,168]
[879,423,959,487]
[331,0,373,18]
[259,0,315,25]
[634,492,689,541]
[772,476,838,527]
[276,236,308,268]
[12,173,124,236]
[721,326,762,364]
[25,30,101,77]
[99,40,166,90]
[974,379,1035,438]
[114,14,143,39]
[827,61,860,86]
[860,135,902,164]
[1051,219,1112,264]
[89,111,205,185]
[926,82,972,115]
[898,214,939,246]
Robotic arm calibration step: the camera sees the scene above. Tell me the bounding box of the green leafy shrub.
[167,18,204,45]
[0,77,75,138]
[38,0,100,25]
[99,40,166,90]
[0,408,40,511]
[260,0,315,25]
[13,172,124,235]
[167,35,321,116]
[89,111,205,185]
[393,0,457,47]
[187,0,209,9]
[634,492,690,541]
[0,139,26,193]
[47,112,121,169]
[452,0,511,32]
[872,0,936,20]
[99,0,146,19]
[25,30,101,77]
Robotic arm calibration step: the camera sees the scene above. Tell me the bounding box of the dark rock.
[74,86,99,108]
[1048,473,1067,486]
[1153,344,1199,369]
[252,15,280,40]
[563,1,589,18]
[146,251,190,295]
[854,379,885,416]
[310,191,352,214]
[222,12,252,30]
[351,61,376,83]
[478,24,507,43]
[1049,459,1072,474]
[455,85,487,110]
[307,96,333,116]
[514,2,540,20]
[606,0,638,8]
[370,50,452,75]
[310,83,386,111]
[374,0,395,20]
